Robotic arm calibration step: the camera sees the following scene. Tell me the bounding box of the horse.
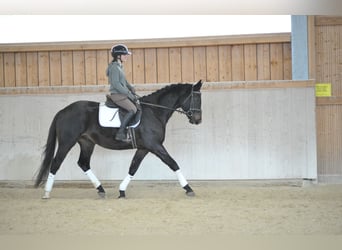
[34,80,203,199]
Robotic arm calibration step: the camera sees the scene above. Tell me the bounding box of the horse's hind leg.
[78,138,105,198]
[43,143,75,199]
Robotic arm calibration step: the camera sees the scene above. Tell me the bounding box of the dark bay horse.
[34,80,203,199]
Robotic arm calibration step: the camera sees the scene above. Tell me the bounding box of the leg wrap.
[175,170,188,187]
[85,169,101,188]
[45,173,55,193]
[119,175,133,191]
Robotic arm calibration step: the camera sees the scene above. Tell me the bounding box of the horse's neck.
[159,94,181,109]
[146,90,186,124]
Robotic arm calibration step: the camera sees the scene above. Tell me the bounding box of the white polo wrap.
[85,169,101,188]
[175,170,188,187]
[45,173,55,193]
[119,175,133,191]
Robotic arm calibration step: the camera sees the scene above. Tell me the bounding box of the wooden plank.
[231,45,245,81]
[73,51,85,85]
[85,51,97,85]
[283,43,292,80]
[206,46,219,82]
[132,48,145,84]
[244,44,257,80]
[49,51,62,86]
[181,47,194,82]
[144,48,157,83]
[218,45,232,81]
[257,44,270,80]
[15,52,27,87]
[38,52,50,86]
[4,53,16,87]
[270,43,284,80]
[96,50,108,85]
[0,53,4,87]
[157,48,170,83]
[193,47,207,82]
[169,48,181,83]
[26,52,38,87]
[61,51,73,86]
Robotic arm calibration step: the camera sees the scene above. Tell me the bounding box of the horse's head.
[181,80,203,125]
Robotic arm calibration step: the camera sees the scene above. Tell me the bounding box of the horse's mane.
[140,83,192,103]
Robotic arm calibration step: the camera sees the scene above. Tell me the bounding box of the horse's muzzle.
[189,113,202,125]
[191,119,202,125]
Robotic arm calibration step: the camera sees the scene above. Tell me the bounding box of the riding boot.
[115,111,135,141]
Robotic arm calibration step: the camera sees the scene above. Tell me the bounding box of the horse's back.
[57,100,98,115]
[54,100,99,131]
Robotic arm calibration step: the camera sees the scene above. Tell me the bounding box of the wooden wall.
[314,16,342,182]
[0,33,291,88]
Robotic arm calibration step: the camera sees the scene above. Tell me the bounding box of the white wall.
[0,84,317,182]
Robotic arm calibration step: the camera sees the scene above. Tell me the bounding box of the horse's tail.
[34,115,58,188]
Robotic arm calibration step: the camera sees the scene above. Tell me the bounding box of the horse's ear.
[193,80,203,91]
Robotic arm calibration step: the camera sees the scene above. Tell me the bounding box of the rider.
[106,44,138,141]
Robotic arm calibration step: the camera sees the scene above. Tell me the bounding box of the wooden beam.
[316,96,342,105]
[315,16,342,26]
[0,33,291,52]
[0,80,315,95]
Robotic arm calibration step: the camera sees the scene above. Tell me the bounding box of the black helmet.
[111,44,132,58]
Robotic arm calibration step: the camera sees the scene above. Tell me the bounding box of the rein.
[139,101,188,115]
[138,87,201,117]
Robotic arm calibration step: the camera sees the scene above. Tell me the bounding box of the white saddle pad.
[98,103,121,127]
[98,103,141,128]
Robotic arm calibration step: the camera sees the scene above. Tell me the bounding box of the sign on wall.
[316,83,332,97]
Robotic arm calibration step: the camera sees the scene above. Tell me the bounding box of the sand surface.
[1,181,342,236]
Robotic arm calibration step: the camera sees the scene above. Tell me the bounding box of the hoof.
[186,191,195,197]
[118,190,126,199]
[183,184,195,197]
[42,191,50,199]
[97,192,106,198]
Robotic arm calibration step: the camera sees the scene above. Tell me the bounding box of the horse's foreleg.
[118,149,148,198]
[152,145,195,197]
[175,170,195,196]
[84,169,105,198]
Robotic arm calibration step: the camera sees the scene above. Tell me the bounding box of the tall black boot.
[115,111,135,141]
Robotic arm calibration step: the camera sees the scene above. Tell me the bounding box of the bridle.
[139,86,201,117]
[180,89,202,117]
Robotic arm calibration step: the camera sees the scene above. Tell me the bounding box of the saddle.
[98,95,141,128]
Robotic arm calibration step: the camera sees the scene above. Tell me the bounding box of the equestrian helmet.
[111,44,132,58]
